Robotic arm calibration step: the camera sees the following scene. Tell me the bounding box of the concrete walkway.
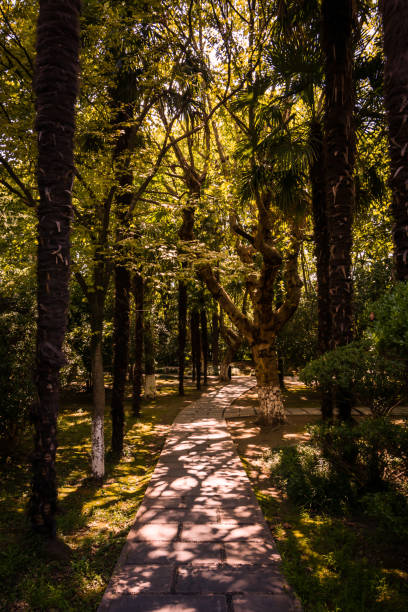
[99,377,301,611]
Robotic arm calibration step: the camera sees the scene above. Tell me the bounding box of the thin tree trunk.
[211,310,220,375]
[178,206,195,394]
[322,0,356,420]
[144,309,156,399]
[30,0,80,537]
[381,0,408,281]
[90,315,105,480]
[132,273,143,417]
[191,309,201,390]
[200,308,208,385]
[277,351,285,391]
[219,315,241,382]
[111,264,130,455]
[178,280,187,394]
[310,119,333,419]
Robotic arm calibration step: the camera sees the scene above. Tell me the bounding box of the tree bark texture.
[111,264,130,455]
[381,0,408,281]
[110,98,135,453]
[322,0,356,420]
[252,344,286,424]
[30,0,81,537]
[191,309,201,390]
[200,308,209,385]
[310,119,333,419]
[132,273,144,417]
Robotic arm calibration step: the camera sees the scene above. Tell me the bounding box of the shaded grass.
[257,494,408,612]
[0,377,209,611]
[228,388,408,612]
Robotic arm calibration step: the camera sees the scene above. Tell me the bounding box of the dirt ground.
[226,383,321,496]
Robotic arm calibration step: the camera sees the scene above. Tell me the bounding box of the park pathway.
[99,377,301,612]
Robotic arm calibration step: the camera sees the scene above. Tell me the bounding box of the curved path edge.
[98,377,301,612]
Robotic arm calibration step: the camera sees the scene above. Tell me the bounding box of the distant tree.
[30,0,81,536]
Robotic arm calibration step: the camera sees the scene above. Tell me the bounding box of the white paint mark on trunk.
[258,385,286,424]
[91,414,105,479]
[144,374,157,399]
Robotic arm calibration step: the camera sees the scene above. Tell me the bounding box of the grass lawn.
[228,385,408,612]
[0,376,218,611]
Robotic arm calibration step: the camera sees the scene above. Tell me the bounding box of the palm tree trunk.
[380,0,408,281]
[322,0,356,420]
[30,0,81,537]
[310,119,333,419]
[132,273,143,417]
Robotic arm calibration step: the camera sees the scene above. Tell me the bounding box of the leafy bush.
[300,340,404,414]
[300,283,408,414]
[367,281,408,358]
[266,419,408,536]
[0,293,35,452]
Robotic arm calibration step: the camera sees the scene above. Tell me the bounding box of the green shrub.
[0,293,35,452]
[300,283,408,414]
[300,340,404,414]
[266,419,408,537]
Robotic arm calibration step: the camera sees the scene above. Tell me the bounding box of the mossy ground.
[228,386,408,612]
[0,376,214,611]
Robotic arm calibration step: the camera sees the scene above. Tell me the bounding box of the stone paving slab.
[233,594,302,612]
[176,565,290,594]
[103,595,229,612]
[98,378,301,612]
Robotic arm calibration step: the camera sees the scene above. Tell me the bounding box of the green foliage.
[301,283,408,414]
[0,286,35,451]
[266,419,408,538]
[368,281,408,358]
[277,293,318,372]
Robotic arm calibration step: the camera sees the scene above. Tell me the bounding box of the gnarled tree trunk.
[381,0,408,282]
[30,0,81,537]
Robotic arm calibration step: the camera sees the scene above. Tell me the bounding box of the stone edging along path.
[98,377,301,612]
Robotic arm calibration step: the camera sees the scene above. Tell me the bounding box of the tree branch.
[198,263,255,342]
[0,155,36,207]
